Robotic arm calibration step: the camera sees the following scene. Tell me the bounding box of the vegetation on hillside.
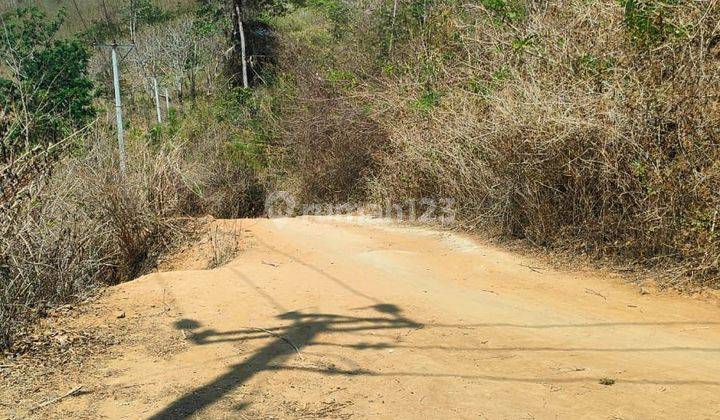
[253,0,720,286]
[0,0,249,348]
[1,0,719,349]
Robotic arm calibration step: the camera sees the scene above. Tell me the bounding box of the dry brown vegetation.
[0,130,190,348]
[0,1,252,348]
[262,0,719,286]
[0,97,265,348]
[2,0,719,351]
[266,78,389,204]
[373,0,720,284]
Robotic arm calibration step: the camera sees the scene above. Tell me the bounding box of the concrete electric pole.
[110,45,127,174]
[152,76,162,124]
[235,4,249,89]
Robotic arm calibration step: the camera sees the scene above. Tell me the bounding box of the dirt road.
[5,216,720,418]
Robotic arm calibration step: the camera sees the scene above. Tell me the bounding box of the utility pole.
[76,0,131,174]
[164,88,170,113]
[389,0,399,55]
[98,43,134,174]
[235,4,249,89]
[110,45,127,174]
[152,76,162,124]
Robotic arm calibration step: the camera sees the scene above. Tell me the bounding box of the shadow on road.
[150,303,419,419]
[150,302,720,419]
[148,242,720,419]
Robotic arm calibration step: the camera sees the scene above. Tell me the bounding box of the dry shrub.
[170,99,267,217]
[0,129,201,348]
[263,21,389,204]
[207,224,242,269]
[276,91,388,203]
[363,0,720,285]
[194,156,265,218]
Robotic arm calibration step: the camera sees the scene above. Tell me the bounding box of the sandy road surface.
[6,216,720,419]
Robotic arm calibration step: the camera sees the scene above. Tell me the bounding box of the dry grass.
[0,128,201,348]
[261,15,390,205]
[0,84,275,346]
[263,0,719,287]
[207,223,242,269]
[361,0,720,286]
[270,88,389,204]
[0,2,255,349]
[0,102,266,348]
[3,0,718,349]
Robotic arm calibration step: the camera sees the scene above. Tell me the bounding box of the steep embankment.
[2,217,719,418]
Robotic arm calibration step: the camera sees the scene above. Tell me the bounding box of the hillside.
[0,0,195,35]
[1,0,720,416]
[254,0,720,287]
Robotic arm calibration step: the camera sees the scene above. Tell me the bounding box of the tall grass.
[0,93,268,348]
[0,1,263,348]
[0,128,195,348]
[260,0,720,286]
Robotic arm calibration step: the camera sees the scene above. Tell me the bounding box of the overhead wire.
[69,0,113,69]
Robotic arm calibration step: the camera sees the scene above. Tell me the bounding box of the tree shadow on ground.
[150,302,720,419]
[149,244,720,418]
[150,303,419,419]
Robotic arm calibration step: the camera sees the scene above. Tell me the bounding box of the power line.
[69,0,91,37]
[71,0,138,175]
[69,0,102,46]
[69,0,113,69]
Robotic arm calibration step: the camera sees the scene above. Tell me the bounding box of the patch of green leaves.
[409,89,440,113]
[511,34,536,54]
[574,53,615,78]
[0,7,95,148]
[327,69,358,89]
[193,0,227,36]
[481,0,526,23]
[308,0,352,38]
[466,78,491,97]
[132,0,172,25]
[492,66,511,82]
[618,0,683,47]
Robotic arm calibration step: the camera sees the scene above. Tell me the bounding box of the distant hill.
[1,0,195,37]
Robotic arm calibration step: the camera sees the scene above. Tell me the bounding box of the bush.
[0,2,264,350]
[0,130,201,348]
[0,7,95,150]
[170,94,268,217]
[259,0,720,286]
[257,11,389,204]
[619,0,682,47]
[363,0,720,285]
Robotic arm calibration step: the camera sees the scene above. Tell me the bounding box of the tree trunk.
[235,4,249,89]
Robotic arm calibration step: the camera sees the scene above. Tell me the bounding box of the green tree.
[0,7,95,153]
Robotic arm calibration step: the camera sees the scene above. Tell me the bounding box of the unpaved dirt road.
[6,216,720,419]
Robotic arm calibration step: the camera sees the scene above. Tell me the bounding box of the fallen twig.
[520,264,543,273]
[244,327,302,360]
[585,288,607,300]
[29,385,83,413]
[261,260,280,268]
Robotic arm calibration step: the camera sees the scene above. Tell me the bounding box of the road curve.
[21,216,720,418]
